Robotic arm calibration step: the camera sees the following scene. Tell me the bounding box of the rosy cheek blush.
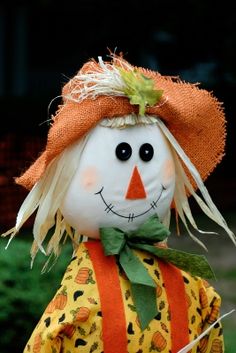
[162,159,175,185]
[80,166,100,191]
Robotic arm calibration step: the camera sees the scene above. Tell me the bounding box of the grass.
[224,328,236,352]
[0,236,72,352]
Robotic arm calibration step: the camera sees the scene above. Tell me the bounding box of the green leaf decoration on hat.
[119,68,164,115]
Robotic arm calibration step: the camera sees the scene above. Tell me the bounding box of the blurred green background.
[169,212,236,352]
[0,235,72,352]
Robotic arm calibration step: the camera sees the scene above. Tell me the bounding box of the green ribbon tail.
[119,245,158,330]
[133,244,216,279]
[131,283,158,331]
[100,214,216,331]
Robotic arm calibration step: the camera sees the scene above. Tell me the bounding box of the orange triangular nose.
[125,166,147,199]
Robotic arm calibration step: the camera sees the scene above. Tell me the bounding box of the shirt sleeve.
[23,315,62,353]
[22,248,102,353]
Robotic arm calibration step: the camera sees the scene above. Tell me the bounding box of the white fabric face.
[60,123,175,238]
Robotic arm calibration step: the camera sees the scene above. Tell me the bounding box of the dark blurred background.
[0,1,236,352]
[0,0,236,230]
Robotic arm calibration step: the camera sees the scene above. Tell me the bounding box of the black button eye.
[139,143,154,162]
[116,142,132,161]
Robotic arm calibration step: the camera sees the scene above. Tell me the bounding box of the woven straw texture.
[16,59,226,190]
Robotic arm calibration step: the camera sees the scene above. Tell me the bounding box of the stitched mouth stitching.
[95,185,166,222]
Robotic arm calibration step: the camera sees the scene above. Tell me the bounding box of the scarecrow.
[3,55,235,353]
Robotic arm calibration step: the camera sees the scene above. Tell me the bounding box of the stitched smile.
[95,185,166,222]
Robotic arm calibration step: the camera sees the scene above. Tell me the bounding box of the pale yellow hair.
[3,115,235,268]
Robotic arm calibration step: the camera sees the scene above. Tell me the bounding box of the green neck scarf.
[99,214,215,330]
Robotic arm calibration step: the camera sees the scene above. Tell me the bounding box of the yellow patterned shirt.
[24,242,224,353]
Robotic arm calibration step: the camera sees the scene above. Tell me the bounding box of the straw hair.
[16,56,226,190]
[3,115,235,266]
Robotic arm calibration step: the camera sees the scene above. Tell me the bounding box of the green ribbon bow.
[100,214,215,331]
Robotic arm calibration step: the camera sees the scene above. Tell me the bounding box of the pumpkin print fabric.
[24,242,224,353]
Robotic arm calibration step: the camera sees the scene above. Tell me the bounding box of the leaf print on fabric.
[128,303,136,312]
[82,249,90,259]
[166,309,171,321]
[78,327,86,336]
[191,315,196,324]
[90,342,99,353]
[159,300,165,311]
[139,334,144,345]
[89,322,97,334]
[78,257,83,266]
[160,322,168,333]
[191,288,197,300]
[65,267,73,273]
[87,297,98,305]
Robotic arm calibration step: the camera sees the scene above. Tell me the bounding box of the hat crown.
[16,55,226,190]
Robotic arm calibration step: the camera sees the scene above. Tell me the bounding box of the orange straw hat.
[16,55,226,190]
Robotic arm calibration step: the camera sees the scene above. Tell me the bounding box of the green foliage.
[0,238,72,353]
[119,68,163,115]
[224,328,236,353]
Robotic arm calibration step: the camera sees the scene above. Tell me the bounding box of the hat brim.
[16,64,226,190]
